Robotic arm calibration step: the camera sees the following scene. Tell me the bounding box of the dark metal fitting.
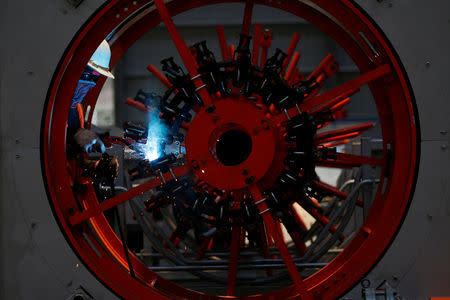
[258,208,271,215]
[205,105,216,113]
[191,160,200,170]
[245,176,255,184]
[261,120,270,130]
[254,198,267,205]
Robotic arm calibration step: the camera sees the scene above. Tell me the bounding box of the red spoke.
[317,152,384,169]
[69,166,189,226]
[312,180,363,207]
[275,218,306,254]
[226,226,241,296]
[307,54,335,81]
[288,66,300,85]
[258,223,273,276]
[229,44,235,59]
[259,30,273,68]
[322,138,350,148]
[153,0,212,106]
[310,88,354,113]
[147,64,172,88]
[196,236,212,260]
[315,122,374,144]
[317,131,361,144]
[125,97,152,112]
[282,32,301,73]
[241,0,254,36]
[301,64,392,112]
[284,52,301,82]
[302,203,345,242]
[164,227,183,248]
[290,231,307,255]
[330,97,351,113]
[216,25,230,61]
[249,185,311,298]
[252,23,262,66]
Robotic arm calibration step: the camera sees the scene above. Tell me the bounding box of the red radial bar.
[259,30,273,68]
[249,185,312,299]
[195,236,212,260]
[284,52,301,81]
[330,98,351,112]
[322,138,350,148]
[252,23,262,66]
[125,97,152,112]
[282,33,301,73]
[312,180,363,207]
[311,89,354,113]
[272,64,392,125]
[308,54,334,80]
[303,204,346,242]
[153,0,212,106]
[216,25,230,61]
[241,0,254,36]
[317,132,361,144]
[69,166,189,226]
[315,122,374,143]
[317,152,384,169]
[288,66,300,85]
[226,226,241,296]
[301,64,392,112]
[229,44,235,59]
[258,223,273,276]
[147,64,172,88]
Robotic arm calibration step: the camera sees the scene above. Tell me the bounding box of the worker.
[67,40,118,187]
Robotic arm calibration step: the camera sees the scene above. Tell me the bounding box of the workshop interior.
[1,0,449,299]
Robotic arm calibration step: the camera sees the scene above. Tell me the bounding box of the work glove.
[74,128,106,153]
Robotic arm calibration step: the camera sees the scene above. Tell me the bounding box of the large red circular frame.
[42,0,419,299]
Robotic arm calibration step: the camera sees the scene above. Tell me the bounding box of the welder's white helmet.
[87,40,115,79]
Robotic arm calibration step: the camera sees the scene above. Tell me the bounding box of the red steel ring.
[42,0,419,299]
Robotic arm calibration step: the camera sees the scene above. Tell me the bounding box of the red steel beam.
[153,0,212,105]
[312,180,363,207]
[69,166,189,226]
[315,122,374,143]
[216,25,230,61]
[147,64,172,88]
[301,64,392,112]
[284,52,301,81]
[282,32,301,73]
[241,0,254,36]
[249,185,312,299]
[317,152,384,169]
[226,226,241,296]
[252,23,262,66]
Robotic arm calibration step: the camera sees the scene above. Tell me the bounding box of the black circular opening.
[216,130,252,166]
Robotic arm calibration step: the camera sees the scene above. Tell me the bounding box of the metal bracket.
[66,286,93,300]
[362,280,400,300]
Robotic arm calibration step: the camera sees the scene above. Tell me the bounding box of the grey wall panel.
[0,0,118,299]
[342,1,450,298]
[355,0,450,141]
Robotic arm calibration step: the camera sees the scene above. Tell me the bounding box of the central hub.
[185,99,276,190]
[216,130,252,166]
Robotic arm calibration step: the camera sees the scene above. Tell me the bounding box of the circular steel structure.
[42,0,419,299]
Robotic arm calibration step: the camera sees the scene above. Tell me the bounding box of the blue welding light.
[140,110,168,162]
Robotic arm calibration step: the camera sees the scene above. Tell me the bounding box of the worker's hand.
[74,128,106,153]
